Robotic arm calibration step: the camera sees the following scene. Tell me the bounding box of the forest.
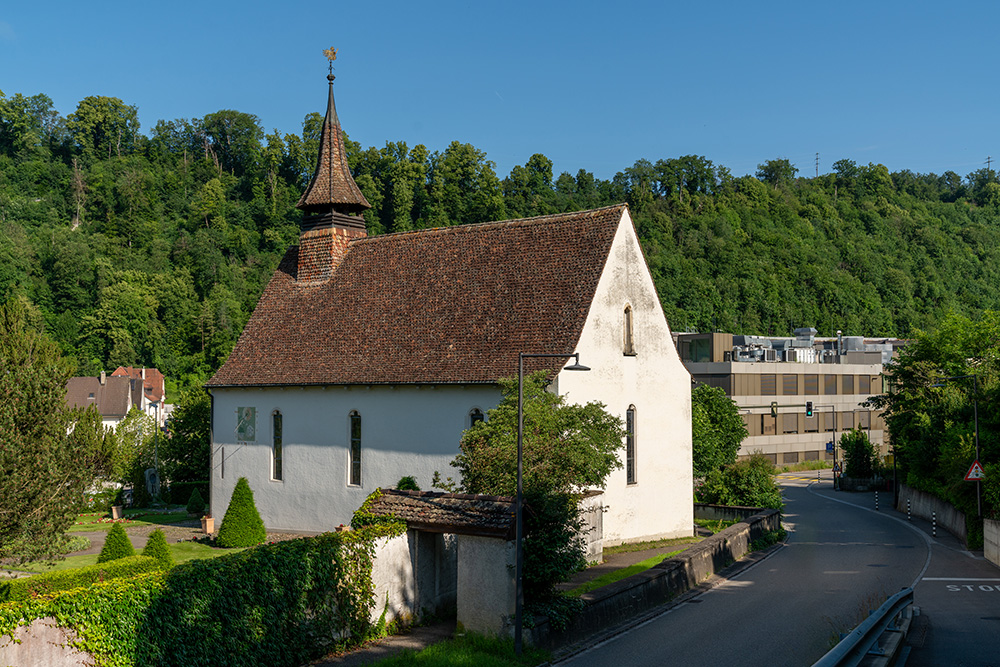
[4,89,1000,396]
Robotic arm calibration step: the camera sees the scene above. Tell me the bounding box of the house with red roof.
[205,69,693,546]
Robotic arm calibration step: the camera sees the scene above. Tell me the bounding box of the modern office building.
[676,328,904,466]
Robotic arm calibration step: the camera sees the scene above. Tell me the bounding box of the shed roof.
[362,489,515,538]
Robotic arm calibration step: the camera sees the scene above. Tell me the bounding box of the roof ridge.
[354,203,627,243]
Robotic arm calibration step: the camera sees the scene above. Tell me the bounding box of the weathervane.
[323,47,338,76]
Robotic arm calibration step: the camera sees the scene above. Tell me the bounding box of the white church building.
[205,69,693,546]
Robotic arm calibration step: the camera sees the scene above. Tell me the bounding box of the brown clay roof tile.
[362,489,515,538]
[206,204,626,387]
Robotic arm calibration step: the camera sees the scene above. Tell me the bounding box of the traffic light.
[805,401,813,417]
[770,401,778,418]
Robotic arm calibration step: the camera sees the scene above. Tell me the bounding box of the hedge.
[0,524,405,667]
[0,555,165,603]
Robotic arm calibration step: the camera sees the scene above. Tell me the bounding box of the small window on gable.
[623,305,636,356]
[88,393,95,399]
[272,411,283,481]
[626,405,637,485]
[469,408,485,427]
[349,411,361,486]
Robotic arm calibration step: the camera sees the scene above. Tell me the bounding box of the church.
[205,67,693,546]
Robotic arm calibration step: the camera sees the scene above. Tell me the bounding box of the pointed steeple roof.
[296,72,371,215]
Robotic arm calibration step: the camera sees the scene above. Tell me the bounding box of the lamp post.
[932,374,981,517]
[515,352,590,655]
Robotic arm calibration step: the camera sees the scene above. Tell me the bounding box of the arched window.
[349,411,362,486]
[626,405,637,485]
[623,305,636,356]
[272,411,283,481]
[469,408,485,427]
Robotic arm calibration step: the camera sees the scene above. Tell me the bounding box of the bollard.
[932,511,937,538]
[907,498,911,521]
[875,491,879,512]
[817,470,821,483]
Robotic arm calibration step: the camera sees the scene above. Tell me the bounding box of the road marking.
[944,584,1000,592]
[922,577,1000,581]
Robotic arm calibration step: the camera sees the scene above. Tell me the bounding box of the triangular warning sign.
[965,460,985,481]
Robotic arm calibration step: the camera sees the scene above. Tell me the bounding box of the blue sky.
[2,1,996,181]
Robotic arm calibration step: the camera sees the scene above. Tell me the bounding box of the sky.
[2,1,998,182]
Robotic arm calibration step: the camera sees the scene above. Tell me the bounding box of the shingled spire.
[296,49,371,283]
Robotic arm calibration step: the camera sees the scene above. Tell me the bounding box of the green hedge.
[0,525,404,667]
[0,555,165,603]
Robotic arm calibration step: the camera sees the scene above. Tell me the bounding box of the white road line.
[922,577,1000,581]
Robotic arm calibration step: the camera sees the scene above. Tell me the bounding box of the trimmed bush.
[0,555,164,603]
[216,477,266,548]
[396,475,419,491]
[186,487,207,515]
[97,522,136,563]
[141,529,174,568]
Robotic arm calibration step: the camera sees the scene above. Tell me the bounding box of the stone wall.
[0,617,92,667]
[456,535,515,636]
[370,530,458,624]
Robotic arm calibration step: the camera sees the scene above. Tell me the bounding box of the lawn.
[67,509,193,533]
[16,541,246,574]
[369,633,549,667]
[566,550,685,597]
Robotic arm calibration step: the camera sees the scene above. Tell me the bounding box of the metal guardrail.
[811,587,914,667]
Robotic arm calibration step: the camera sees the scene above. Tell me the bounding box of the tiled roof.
[363,489,515,538]
[111,366,165,403]
[296,75,370,214]
[207,204,626,387]
[65,376,132,418]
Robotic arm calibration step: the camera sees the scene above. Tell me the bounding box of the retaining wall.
[530,506,782,649]
[896,483,968,545]
[986,519,1000,568]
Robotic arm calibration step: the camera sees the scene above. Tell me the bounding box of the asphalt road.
[559,473,931,667]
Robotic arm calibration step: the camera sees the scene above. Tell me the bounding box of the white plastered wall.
[555,208,694,545]
[210,384,501,532]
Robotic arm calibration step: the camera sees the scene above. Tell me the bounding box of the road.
[559,472,999,666]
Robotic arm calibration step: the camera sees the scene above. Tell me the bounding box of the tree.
[66,95,140,159]
[755,158,798,188]
[691,384,747,477]
[161,384,211,484]
[452,372,623,608]
[141,528,174,567]
[217,477,267,548]
[696,453,783,509]
[0,298,99,563]
[97,522,136,563]
[840,428,878,479]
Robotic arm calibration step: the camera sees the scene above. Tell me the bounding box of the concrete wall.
[986,519,1000,568]
[456,535,515,636]
[0,617,93,667]
[558,208,693,545]
[579,492,604,564]
[530,508,781,649]
[371,530,458,624]
[896,483,968,544]
[210,384,500,531]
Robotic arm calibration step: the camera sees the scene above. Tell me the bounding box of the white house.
[205,70,693,545]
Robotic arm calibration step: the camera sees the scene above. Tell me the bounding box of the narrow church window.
[469,408,485,427]
[221,447,225,479]
[626,405,637,484]
[272,412,283,481]
[349,411,362,486]
[623,305,636,356]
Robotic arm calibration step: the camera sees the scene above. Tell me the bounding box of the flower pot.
[201,515,215,534]
[111,505,123,520]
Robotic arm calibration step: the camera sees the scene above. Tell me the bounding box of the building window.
[824,375,838,395]
[469,408,485,427]
[804,374,819,395]
[859,375,871,394]
[782,412,798,434]
[272,411,283,481]
[626,405,637,484]
[761,374,777,396]
[842,375,855,394]
[221,446,225,479]
[623,306,636,356]
[782,374,798,396]
[349,411,361,486]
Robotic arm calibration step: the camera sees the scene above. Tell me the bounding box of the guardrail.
[811,587,914,667]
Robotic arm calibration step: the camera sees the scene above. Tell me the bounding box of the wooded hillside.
[3,90,999,393]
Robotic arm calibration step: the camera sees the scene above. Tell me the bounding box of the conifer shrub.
[97,522,136,563]
[186,487,207,515]
[216,477,267,548]
[141,528,174,568]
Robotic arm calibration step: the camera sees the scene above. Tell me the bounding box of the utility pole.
[815,152,819,178]
[987,156,992,171]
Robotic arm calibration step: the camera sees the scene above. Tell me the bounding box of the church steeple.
[296,49,370,283]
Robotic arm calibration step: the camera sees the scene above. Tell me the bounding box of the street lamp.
[931,374,980,517]
[515,352,590,655]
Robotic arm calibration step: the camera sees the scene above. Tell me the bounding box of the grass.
[694,518,739,532]
[566,550,684,597]
[777,460,832,473]
[603,534,701,556]
[67,509,192,533]
[14,541,245,574]
[368,632,549,666]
